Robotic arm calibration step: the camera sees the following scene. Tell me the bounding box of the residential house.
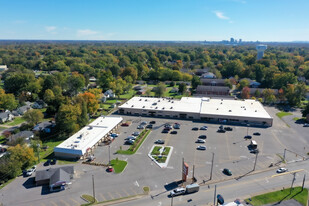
[195,68,209,76]
[33,121,55,133]
[35,166,74,191]
[8,131,34,145]
[0,65,8,72]
[195,85,230,96]
[201,72,216,79]
[15,104,32,116]
[32,100,46,109]
[170,87,179,93]
[201,78,226,86]
[89,76,97,82]
[104,90,115,98]
[239,78,261,88]
[0,111,14,123]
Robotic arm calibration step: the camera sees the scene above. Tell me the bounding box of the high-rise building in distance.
[256,45,267,60]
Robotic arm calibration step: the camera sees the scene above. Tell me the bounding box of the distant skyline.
[1,0,309,42]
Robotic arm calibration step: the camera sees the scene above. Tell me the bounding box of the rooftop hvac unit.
[131,105,134,107]
[170,107,173,109]
[229,110,232,112]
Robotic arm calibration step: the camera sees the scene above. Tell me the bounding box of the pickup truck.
[170,183,200,197]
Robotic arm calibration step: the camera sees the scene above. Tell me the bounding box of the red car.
[107,166,113,172]
[121,122,130,126]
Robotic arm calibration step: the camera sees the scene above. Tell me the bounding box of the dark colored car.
[146,124,153,129]
[198,135,207,139]
[223,168,232,176]
[121,122,130,126]
[51,158,57,165]
[170,131,177,134]
[106,166,113,172]
[250,149,259,154]
[192,127,199,131]
[244,135,252,139]
[217,129,226,133]
[155,139,165,144]
[44,159,51,166]
[224,127,233,131]
[150,121,156,124]
[253,132,261,136]
[162,129,169,133]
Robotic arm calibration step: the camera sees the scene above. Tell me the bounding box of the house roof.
[49,168,71,186]
[33,121,55,131]
[0,111,12,119]
[35,166,74,183]
[10,131,34,142]
[18,105,31,113]
[196,85,230,92]
[200,78,226,84]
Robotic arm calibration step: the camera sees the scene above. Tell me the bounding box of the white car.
[137,125,145,129]
[26,166,36,176]
[304,123,309,127]
[196,139,206,143]
[277,168,288,173]
[200,126,208,130]
[170,187,186,197]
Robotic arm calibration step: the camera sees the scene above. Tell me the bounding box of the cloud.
[214,11,230,20]
[77,29,98,36]
[45,26,57,32]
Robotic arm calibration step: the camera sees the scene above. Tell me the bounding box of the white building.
[119,97,273,126]
[256,45,267,60]
[54,116,123,159]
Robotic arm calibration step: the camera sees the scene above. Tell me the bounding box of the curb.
[95,194,145,206]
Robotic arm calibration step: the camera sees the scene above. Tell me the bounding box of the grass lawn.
[151,146,162,155]
[39,140,63,161]
[246,187,308,206]
[162,147,171,155]
[276,111,293,119]
[81,194,97,204]
[105,99,118,104]
[119,89,136,99]
[4,117,25,126]
[110,159,127,173]
[0,135,6,144]
[293,117,304,121]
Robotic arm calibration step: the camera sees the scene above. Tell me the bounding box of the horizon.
[1,0,309,42]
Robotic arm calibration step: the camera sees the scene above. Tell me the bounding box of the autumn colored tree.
[241,87,250,99]
[56,103,82,134]
[262,89,276,104]
[8,144,37,170]
[0,89,18,111]
[78,92,99,114]
[88,88,103,100]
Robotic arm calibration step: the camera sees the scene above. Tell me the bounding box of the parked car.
[217,129,226,133]
[25,166,36,176]
[125,140,135,145]
[155,139,165,144]
[125,136,136,140]
[224,127,233,131]
[170,187,186,197]
[198,135,207,139]
[106,166,113,172]
[173,123,180,129]
[162,129,169,133]
[137,125,145,129]
[196,139,206,143]
[121,122,130,126]
[164,124,173,130]
[303,123,309,127]
[140,121,147,125]
[146,124,153,129]
[192,127,199,131]
[44,159,51,166]
[200,126,207,130]
[223,168,232,176]
[110,133,119,138]
[150,121,156,124]
[196,145,206,150]
[253,132,261,136]
[51,158,57,165]
[132,131,140,136]
[277,168,288,173]
[244,135,252,139]
[219,125,224,129]
[170,131,178,134]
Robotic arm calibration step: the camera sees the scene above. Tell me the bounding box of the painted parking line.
[40,204,46,206]
[122,188,131,196]
[59,200,70,206]
[114,191,123,198]
[49,201,58,206]
[272,169,304,178]
[69,198,80,206]
[129,187,138,195]
[108,191,115,200]
[100,193,106,201]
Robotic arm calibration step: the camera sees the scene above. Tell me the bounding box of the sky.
[0,0,309,42]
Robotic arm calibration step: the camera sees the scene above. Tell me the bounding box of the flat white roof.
[200,98,272,119]
[119,97,272,120]
[54,116,122,156]
[119,97,201,113]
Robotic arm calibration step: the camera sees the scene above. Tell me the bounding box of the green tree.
[8,144,37,170]
[155,83,166,97]
[98,70,114,91]
[191,76,201,90]
[23,109,44,126]
[178,83,187,94]
[285,83,307,106]
[43,89,55,103]
[262,89,276,104]
[0,89,18,111]
[56,103,82,134]
[302,102,309,117]
[238,79,250,90]
[67,72,85,96]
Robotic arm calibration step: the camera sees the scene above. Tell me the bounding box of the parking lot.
[2,106,309,206]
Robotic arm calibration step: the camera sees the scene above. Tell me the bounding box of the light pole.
[247,124,250,136]
[253,152,258,171]
[210,152,214,180]
[37,143,40,163]
[108,145,111,166]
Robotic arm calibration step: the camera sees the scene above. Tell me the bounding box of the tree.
[224,79,233,89]
[178,83,187,94]
[8,144,37,170]
[98,70,114,91]
[191,76,201,90]
[0,89,18,111]
[285,83,307,106]
[78,92,99,114]
[302,102,309,117]
[155,83,166,97]
[88,88,103,100]
[262,89,276,104]
[238,79,250,90]
[77,99,89,127]
[67,72,85,96]
[120,66,138,82]
[222,59,244,78]
[241,87,250,99]
[4,73,36,96]
[56,103,82,134]
[43,89,55,103]
[23,109,44,126]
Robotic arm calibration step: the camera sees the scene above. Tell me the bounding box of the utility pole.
[213,185,217,206]
[171,196,173,206]
[247,124,250,136]
[302,174,306,191]
[108,145,111,165]
[192,165,195,182]
[283,149,286,162]
[290,173,296,193]
[253,152,258,171]
[210,152,214,180]
[92,175,96,203]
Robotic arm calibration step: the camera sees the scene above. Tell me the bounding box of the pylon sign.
[182,162,189,181]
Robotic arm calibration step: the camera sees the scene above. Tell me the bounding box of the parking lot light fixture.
[108,145,111,166]
[247,124,250,136]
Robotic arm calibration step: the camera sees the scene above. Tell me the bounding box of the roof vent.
[217,108,219,110]
[229,110,232,112]
[142,106,145,108]
[244,108,246,110]
[131,105,134,107]
[162,107,165,110]
[172,101,174,103]
[255,110,257,112]
[220,102,223,104]
[221,99,223,101]
[155,107,158,109]
[158,100,160,102]
[139,99,142,101]
[170,107,173,109]
[145,99,147,101]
